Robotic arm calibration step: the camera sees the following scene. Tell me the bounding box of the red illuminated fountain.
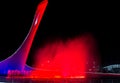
[30,34,99,79]
[1,0,100,80]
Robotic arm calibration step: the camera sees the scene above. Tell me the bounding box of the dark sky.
[0,0,119,67]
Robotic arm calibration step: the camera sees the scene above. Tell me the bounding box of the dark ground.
[1,76,120,83]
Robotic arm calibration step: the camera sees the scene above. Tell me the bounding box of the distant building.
[102,64,120,73]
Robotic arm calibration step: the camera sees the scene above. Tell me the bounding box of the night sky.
[0,0,119,67]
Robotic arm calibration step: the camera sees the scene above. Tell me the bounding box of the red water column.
[32,34,99,78]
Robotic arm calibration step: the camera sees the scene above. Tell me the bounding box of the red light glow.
[31,34,99,78]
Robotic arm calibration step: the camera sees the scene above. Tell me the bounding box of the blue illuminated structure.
[0,0,48,75]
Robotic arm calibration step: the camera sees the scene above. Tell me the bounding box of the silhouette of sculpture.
[0,0,48,75]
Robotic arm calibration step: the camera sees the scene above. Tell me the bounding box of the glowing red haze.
[31,34,99,78]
